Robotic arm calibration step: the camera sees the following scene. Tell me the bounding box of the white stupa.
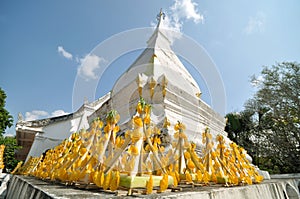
[16,10,226,161]
[89,10,226,144]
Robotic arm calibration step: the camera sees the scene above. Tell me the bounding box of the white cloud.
[153,14,183,44]
[251,75,264,87]
[170,0,204,24]
[25,110,49,121]
[244,12,266,35]
[57,46,73,60]
[51,110,69,117]
[25,109,69,121]
[77,54,105,81]
[160,14,182,33]
[152,0,204,43]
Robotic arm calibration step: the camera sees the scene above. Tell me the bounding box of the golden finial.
[156,8,165,28]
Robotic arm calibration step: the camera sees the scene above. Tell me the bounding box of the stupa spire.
[156,8,165,28]
[147,8,170,50]
[112,8,201,96]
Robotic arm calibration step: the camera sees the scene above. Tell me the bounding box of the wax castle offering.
[15,98,263,195]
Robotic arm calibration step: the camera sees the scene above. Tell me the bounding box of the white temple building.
[16,11,226,161]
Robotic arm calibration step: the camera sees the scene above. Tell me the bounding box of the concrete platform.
[6,175,300,199]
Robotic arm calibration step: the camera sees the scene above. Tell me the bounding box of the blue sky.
[1,0,299,135]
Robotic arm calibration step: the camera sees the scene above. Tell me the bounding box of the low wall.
[0,173,11,199]
[6,175,300,199]
[6,175,52,199]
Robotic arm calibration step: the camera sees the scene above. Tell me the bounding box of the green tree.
[225,111,255,145]
[0,88,21,172]
[225,111,258,163]
[247,62,300,173]
[226,62,300,174]
[0,87,13,135]
[225,112,241,143]
[0,136,21,172]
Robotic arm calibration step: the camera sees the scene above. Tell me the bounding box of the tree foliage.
[0,87,13,135]
[0,136,21,172]
[0,88,21,172]
[226,62,300,174]
[225,111,254,143]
